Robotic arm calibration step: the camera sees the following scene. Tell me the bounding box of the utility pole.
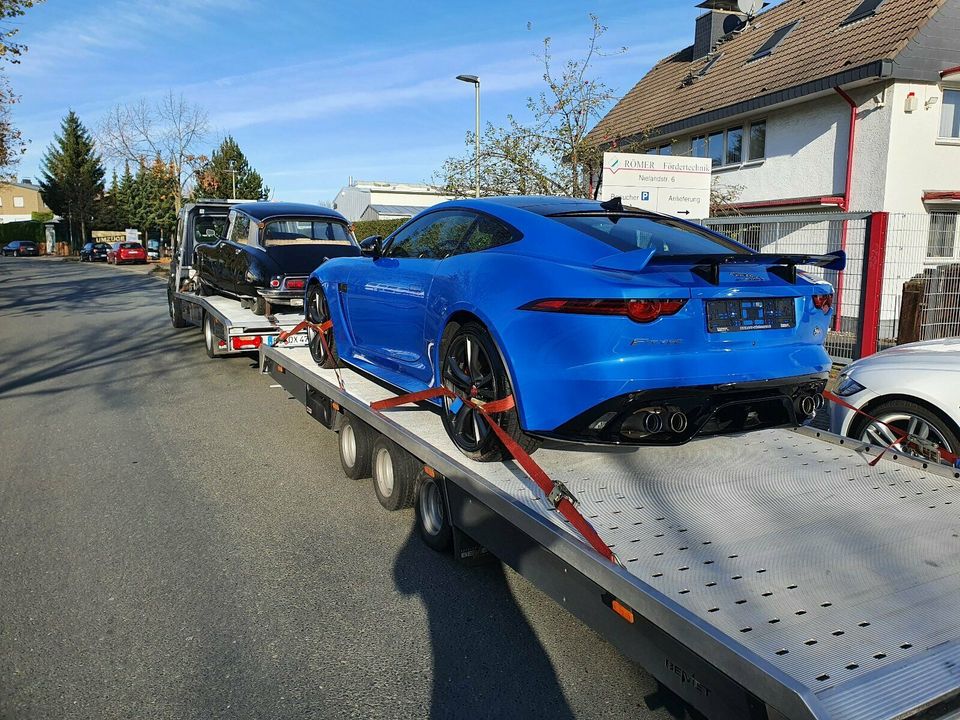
[456,74,481,198]
[227,159,238,199]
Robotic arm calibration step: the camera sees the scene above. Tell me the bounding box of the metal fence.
[703,211,960,363]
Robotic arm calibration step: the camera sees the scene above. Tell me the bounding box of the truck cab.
[168,200,235,318]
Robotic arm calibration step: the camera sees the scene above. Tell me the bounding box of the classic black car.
[2,240,39,257]
[80,241,111,262]
[193,202,358,315]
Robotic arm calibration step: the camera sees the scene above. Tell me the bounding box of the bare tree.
[435,15,626,199]
[98,92,208,212]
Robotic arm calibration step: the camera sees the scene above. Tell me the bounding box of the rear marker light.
[522,298,687,323]
[812,294,834,313]
[232,335,263,350]
[270,278,281,289]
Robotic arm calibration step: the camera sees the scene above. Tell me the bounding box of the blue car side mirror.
[360,235,383,259]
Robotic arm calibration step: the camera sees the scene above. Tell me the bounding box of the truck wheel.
[169,290,187,328]
[338,413,374,480]
[371,436,419,511]
[416,472,453,552]
[203,313,221,359]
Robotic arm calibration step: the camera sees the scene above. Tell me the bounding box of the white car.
[830,337,960,463]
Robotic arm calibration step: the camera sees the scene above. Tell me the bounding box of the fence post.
[856,211,889,359]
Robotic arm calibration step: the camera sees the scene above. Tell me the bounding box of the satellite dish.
[735,0,764,16]
[723,14,746,33]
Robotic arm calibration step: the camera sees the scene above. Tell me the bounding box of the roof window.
[699,53,723,76]
[841,0,885,26]
[748,20,799,62]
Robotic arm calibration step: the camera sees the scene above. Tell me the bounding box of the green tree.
[38,110,105,249]
[194,135,269,200]
[128,157,177,243]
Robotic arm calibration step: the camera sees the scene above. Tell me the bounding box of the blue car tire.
[306,284,338,369]
[439,320,538,462]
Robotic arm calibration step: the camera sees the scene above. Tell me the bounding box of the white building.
[332,180,454,222]
[588,0,960,217]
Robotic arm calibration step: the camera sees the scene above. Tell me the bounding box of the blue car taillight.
[521,298,688,323]
[812,294,834,313]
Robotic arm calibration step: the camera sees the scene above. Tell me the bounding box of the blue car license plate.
[706,298,796,333]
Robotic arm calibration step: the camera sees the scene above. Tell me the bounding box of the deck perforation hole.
[652,573,663,578]
[762,592,773,597]
[787,585,798,590]
[728,554,739,559]
[678,566,690,572]
[805,639,818,646]
[820,602,833,608]
[768,618,781,624]
[816,674,830,682]
[654,552,664,557]
[732,575,743,580]
[756,568,767,574]
[900,643,913,649]
[705,581,717,587]
[845,663,859,670]
[858,622,871,627]
[796,610,808,616]
[708,607,720,613]
[678,589,690,594]
[740,627,752,633]
[735,599,747,604]
[832,630,845,637]
[873,653,886,659]
[704,560,714,565]
[776,649,789,655]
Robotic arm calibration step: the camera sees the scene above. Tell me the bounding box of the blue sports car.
[304,196,843,461]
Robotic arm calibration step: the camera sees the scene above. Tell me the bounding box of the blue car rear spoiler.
[594,250,846,285]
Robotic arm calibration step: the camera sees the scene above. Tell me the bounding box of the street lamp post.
[456,74,480,198]
[227,159,238,199]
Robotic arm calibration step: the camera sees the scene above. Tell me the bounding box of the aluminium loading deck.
[261,344,960,720]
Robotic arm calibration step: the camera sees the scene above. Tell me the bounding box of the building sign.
[124,228,140,244]
[600,152,712,220]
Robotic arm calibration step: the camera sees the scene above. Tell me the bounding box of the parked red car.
[108,242,147,265]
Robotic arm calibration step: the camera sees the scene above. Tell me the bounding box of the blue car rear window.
[549,214,749,256]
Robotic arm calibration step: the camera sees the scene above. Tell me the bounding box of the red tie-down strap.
[823,390,960,468]
[274,319,344,391]
[371,387,621,566]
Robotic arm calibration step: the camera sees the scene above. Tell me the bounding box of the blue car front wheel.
[439,321,538,462]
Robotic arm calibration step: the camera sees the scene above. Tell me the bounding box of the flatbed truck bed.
[261,343,960,720]
[174,291,308,356]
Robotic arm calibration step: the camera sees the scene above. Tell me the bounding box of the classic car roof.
[233,202,348,223]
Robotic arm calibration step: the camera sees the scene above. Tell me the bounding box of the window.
[841,0,885,26]
[263,219,354,246]
[709,131,724,167]
[725,127,743,164]
[195,215,227,245]
[659,144,672,156]
[692,135,707,158]
[462,214,518,253]
[748,121,766,161]
[13,196,24,208]
[548,214,750,256]
[119,242,142,249]
[699,53,723,77]
[940,89,960,139]
[388,211,476,259]
[228,212,250,244]
[928,212,957,258]
[749,21,799,61]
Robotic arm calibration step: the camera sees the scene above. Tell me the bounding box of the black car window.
[461,214,518,254]
[195,215,227,245]
[83,243,92,250]
[549,214,750,256]
[95,243,110,250]
[388,211,476,260]
[262,219,354,247]
[229,214,251,245]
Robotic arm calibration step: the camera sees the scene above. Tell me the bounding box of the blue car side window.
[388,211,476,260]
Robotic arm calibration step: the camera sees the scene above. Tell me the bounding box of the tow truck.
[259,342,960,720]
[166,199,309,355]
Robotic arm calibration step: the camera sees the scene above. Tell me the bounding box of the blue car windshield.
[550,214,750,256]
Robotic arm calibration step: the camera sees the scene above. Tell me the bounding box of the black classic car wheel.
[439,321,538,462]
[306,284,338,369]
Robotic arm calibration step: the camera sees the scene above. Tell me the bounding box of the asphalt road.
[0,258,693,720]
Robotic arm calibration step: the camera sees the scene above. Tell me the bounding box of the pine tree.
[194,135,268,200]
[38,110,105,249]
[93,170,121,230]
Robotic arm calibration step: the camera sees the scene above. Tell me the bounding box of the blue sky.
[9,0,759,204]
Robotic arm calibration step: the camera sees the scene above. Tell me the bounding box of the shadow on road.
[393,524,575,720]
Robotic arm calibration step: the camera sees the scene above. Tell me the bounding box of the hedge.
[0,220,45,245]
[351,218,407,241]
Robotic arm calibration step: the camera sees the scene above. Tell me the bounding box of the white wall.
[883,81,960,214]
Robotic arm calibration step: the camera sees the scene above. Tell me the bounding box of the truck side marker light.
[423,465,437,479]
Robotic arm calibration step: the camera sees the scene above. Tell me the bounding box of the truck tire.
[371,436,419,511]
[203,313,221,359]
[338,413,374,480]
[416,472,453,552]
[169,290,187,328]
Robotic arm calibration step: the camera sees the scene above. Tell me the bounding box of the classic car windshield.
[550,214,749,256]
[263,219,354,247]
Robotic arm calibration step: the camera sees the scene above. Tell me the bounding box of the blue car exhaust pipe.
[669,411,689,434]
